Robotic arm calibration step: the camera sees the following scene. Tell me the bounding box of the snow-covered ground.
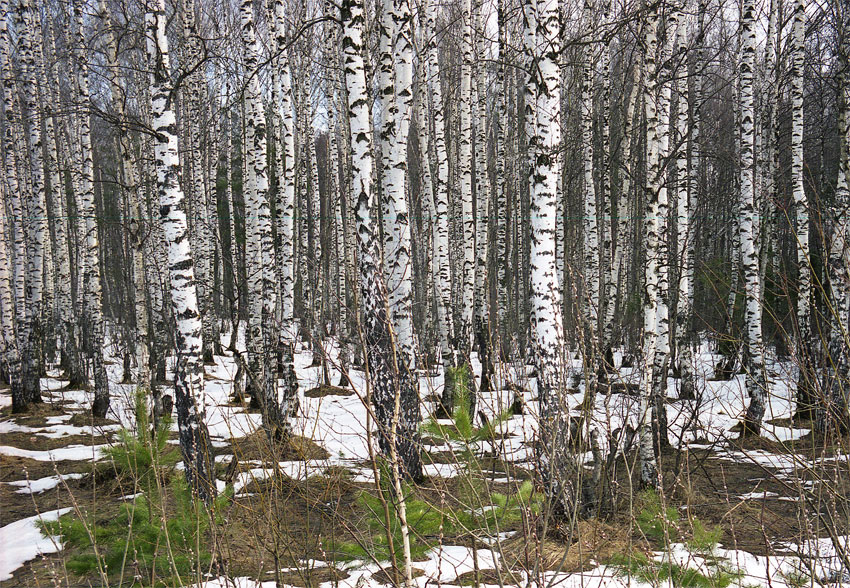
[1,329,848,587]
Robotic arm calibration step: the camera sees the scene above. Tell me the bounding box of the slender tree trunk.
[146,0,215,500]
[18,0,51,405]
[581,0,600,401]
[241,0,286,438]
[0,0,28,412]
[269,0,300,418]
[740,0,769,435]
[378,0,417,369]
[425,2,459,413]
[473,0,492,394]
[495,0,508,360]
[458,0,475,373]
[791,0,814,418]
[67,0,110,417]
[817,15,849,433]
[102,1,150,393]
[529,0,580,520]
[340,0,422,481]
[639,1,661,488]
[677,8,698,399]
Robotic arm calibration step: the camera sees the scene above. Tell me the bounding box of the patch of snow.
[0,507,72,582]
[0,444,108,461]
[7,473,85,494]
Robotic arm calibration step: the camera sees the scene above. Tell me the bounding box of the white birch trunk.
[740,0,769,435]
[529,0,579,520]
[101,1,150,392]
[639,4,661,488]
[340,0,422,481]
[674,12,696,399]
[473,0,492,393]
[382,0,416,368]
[425,1,459,410]
[146,0,215,500]
[68,0,110,417]
[458,0,476,363]
[582,0,600,385]
[0,0,27,412]
[241,0,286,436]
[790,0,813,415]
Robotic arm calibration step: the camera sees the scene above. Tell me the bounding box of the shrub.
[636,488,681,544]
[609,551,742,588]
[422,365,513,445]
[41,479,231,585]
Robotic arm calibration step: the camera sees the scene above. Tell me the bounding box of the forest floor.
[1,331,849,587]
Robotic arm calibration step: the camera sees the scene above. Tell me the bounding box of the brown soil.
[765,417,814,430]
[66,412,121,428]
[225,431,330,461]
[454,568,508,585]
[304,384,354,398]
[0,454,92,485]
[275,566,350,587]
[0,404,70,428]
[0,467,93,523]
[422,450,533,481]
[371,566,425,584]
[497,520,639,574]
[0,431,112,451]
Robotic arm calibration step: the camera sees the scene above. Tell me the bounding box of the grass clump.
[611,490,738,588]
[325,462,541,567]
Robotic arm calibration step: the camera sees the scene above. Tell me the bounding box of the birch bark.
[146,0,215,499]
[340,0,422,480]
[740,0,769,435]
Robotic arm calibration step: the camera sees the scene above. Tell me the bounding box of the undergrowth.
[324,460,541,567]
[422,365,513,444]
[609,489,738,588]
[40,389,231,587]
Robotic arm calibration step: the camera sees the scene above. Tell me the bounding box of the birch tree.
[790,0,814,417]
[146,0,215,500]
[581,0,601,395]
[340,0,422,481]
[425,2,460,412]
[271,0,299,410]
[739,0,769,435]
[639,0,661,487]
[458,0,476,374]
[819,14,849,433]
[473,0,492,393]
[380,0,417,369]
[101,1,150,393]
[67,0,110,418]
[528,0,580,520]
[0,0,28,412]
[241,0,286,437]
